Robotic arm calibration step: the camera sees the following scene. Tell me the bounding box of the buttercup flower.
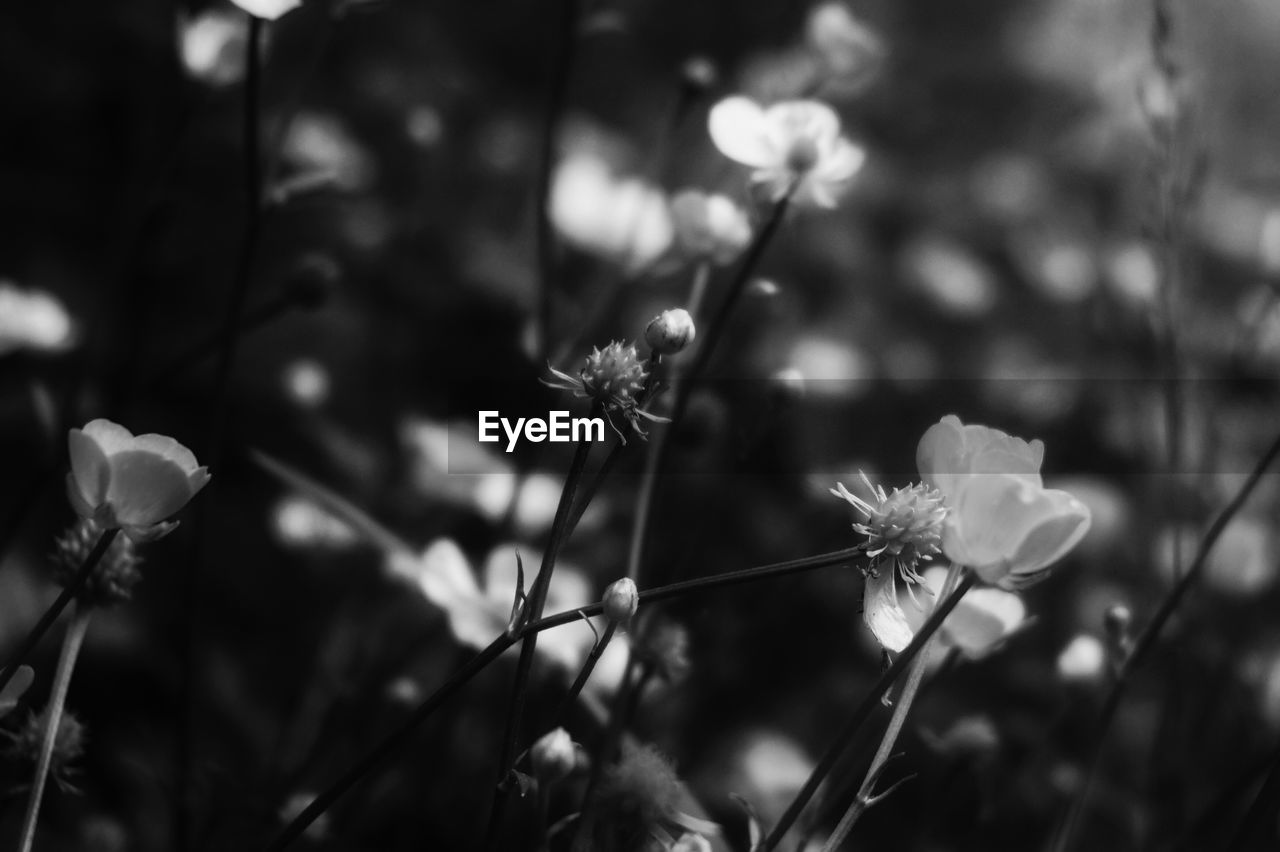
[543,341,667,441]
[668,190,752,265]
[708,96,865,208]
[530,727,578,785]
[831,474,947,652]
[0,282,74,356]
[228,0,301,20]
[917,415,1091,590]
[67,419,210,542]
[904,566,1026,659]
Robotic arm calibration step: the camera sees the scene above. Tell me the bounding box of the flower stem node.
[529,727,578,786]
[644,309,697,356]
[66,419,210,542]
[543,341,668,442]
[602,577,639,626]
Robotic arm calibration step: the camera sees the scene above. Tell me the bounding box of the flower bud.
[603,577,639,626]
[644,309,696,355]
[530,727,577,785]
[1103,603,1132,638]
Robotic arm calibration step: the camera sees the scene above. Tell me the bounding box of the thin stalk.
[821,563,965,850]
[17,604,92,852]
[552,622,617,726]
[1223,738,1280,852]
[0,528,118,697]
[265,546,865,851]
[177,15,265,849]
[1050,426,1280,852]
[483,413,597,851]
[534,0,580,363]
[758,573,979,852]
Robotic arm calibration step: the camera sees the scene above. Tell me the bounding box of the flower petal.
[103,449,198,526]
[917,415,1044,497]
[228,0,301,21]
[68,427,111,512]
[763,100,841,153]
[1001,489,1091,588]
[863,565,914,652]
[940,586,1025,657]
[709,97,780,168]
[81,418,136,456]
[812,138,866,183]
[131,433,203,475]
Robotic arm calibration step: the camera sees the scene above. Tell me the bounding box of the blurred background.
[1,0,1280,849]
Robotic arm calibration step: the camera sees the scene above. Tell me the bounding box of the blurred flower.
[228,0,301,20]
[1103,242,1159,308]
[898,235,998,318]
[804,2,885,93]
[668,190,752,265]
[178,7,247,87]
[922,714,1001,757]
[0,282,74,356]
[671,834,713,852]
[785,333,873,400]
[281,359,331,408]
[831,474,946,652]
[6,707,85,792]
[708,96,865,208]
[645,309,696,355]
[1154,518,1276,597]
[386,539,614,678]
[282,112,377,193]
[67,419,210,542]
[551,153,673,273]
[904,566,1026,658]
[271,495,358,550]
[1057,633,1106,683]
[530,727,578,785]
[544,341,666,441]
[918,415,1091,590]
[594,743,682,848]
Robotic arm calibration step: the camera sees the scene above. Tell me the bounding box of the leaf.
[0,666,35,719]
[250,448,413,556]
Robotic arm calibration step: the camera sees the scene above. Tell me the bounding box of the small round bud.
[1103,604,1132,638]
[603,577,639,625]
[644,309,696,355]
[681,56,718,92]
[530,727,577,785]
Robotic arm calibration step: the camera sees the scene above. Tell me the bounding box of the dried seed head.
[7,707,86,793]
[831,475,947,574]
[52,518,143,607]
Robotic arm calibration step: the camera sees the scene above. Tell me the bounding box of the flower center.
[785,137,821,174]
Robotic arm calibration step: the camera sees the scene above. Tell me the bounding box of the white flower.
[805,2,886,91]
[904,566,1027,659]
[178,7,248,87]
[1057,634,1106,683]
[530,727,578,784]
[67,419,210,541]
[551,153,673,272]
[387,539,625,687]
[668,190,752,265]
[917,415,1091,590]
[708,96,865,208]
[0,282,74,356]
[228,0,301,20]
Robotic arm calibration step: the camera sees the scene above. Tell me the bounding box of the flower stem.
[821,562,965,851]
[757,572,978,852]
[483,412,597,851]
[264,545,864,851]
[534,0,579,363]
[17,604,92,852]
[0,527,117,698]
[1050,426,1280,852]
[552,621,617,726]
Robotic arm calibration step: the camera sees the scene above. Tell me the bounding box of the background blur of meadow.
[2,0,1280,849]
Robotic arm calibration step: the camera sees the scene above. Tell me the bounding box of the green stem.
[264,546,864,851]
[821,563,964,850]
[0,528,117,697]
[483,412,597,850]
[757,573,979,852]
[17,605,92,852]
[1050,426,1280,852]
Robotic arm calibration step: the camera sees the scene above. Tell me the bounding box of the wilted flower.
[53,518,143,606]
[708,96,865,208]
[917,415,1091,590]
[904,566,1026,659]
[228,0,301,20]
[603,577,639,626]
[67,419,211,542]
[668,190,752,265]
[530,727,578,784]
[0,282,74,356]
[543,341,667,441]
[645,309,696,356]
[831,474,947,652]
